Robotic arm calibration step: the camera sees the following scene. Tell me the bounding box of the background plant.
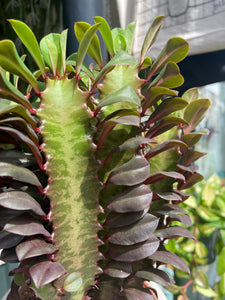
[167,173,225,300]
[0,15,210,299]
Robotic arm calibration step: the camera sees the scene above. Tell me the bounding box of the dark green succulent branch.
[0,15,210,300]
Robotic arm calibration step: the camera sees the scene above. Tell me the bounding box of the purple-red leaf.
[107,214,159,246]
[29,261,66,289]
[108,236,159,262]
[0,231,23,249]
[149,248,190,274]
[16,238,57,261]
[155,226,195,240]
[103,261,132,278]
[145,140,187,160]
[145,171,185,185]
[124,288,154,300]
[136,267,175,286]
[178,172,204,190]
[104,209,148,228]
[108,156,150,186]
[3,215,50,237]
[0,162,42,187]
[0,126,43,168]
[155,192,182,201]
[0,247,18,263]
[107,184,152,213]
[168,213,192,227]
[0,191,45,216]
[182,149,206,166]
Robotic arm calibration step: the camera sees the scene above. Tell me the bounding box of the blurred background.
[0,1,225,299]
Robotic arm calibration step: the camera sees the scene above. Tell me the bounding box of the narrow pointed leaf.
[147,116,188,138]
[45,38,58,76]
[169,214,192,226]
[0,231,23,249]
[149,249,190,274]
[145,140,187,160]
[94,16,114,57]
[124,22,136,54]
[145,171,185,185]
[60,29,68,73]
[0,162,42,187]
[107,214,159,245]
[107,184,152,213]
[0,104,37,128]
[178,172,204,189]
[0,191,45,216]
[114,34,127,52]
[108,156,150,186]
[0,126,43,167]
[142,86,178,113]
[155,226,195,240]
[181,130,209,147]
[30,261,66,289]
[149,62,184,88]
[182,149,206,166]
[148,37,189,77]
[9,19,45,74]
[155,192,182,202]
[140,15,165,64]
[16,238,57,261]
[0,40,38,91]
[108,236,160,262]
[136,267,174,286]
[4,216,50,237]
[183,99,211,133]
[0,117,39,145]
[97,85,140,108]
[146,97,188,125]
[0,73,32,109]
[75,22,103,68]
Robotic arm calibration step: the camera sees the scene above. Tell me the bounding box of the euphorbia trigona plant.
[0,15,210,300]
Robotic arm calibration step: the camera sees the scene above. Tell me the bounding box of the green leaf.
[75,23,102,75]
[140,15,165,64]
[75,22,103,67]
[217,247,225,275]
[196,286,217,297]
[124,22,136,54]
[9,19,45,75]
[149,61,184,88]
[198,224,216,237]
[94,16,114,57]
[66,52,94,79]
[195,241,208,258]
[219,273,225,295]
[148,37,189,77]
[183,99,211,133]
[181,130,209,147]
[197,206,220,222]
[0,73,32,109]
[63,272,83,292]
[98,85,141,108]
[193,268,208,288]
[0,40,38,91]
[182,87,199,103]
[114,34,127,52]
[60,29,68,73]
[93,51,136,87]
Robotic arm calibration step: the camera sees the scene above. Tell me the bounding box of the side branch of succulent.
[0,15,210,299]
